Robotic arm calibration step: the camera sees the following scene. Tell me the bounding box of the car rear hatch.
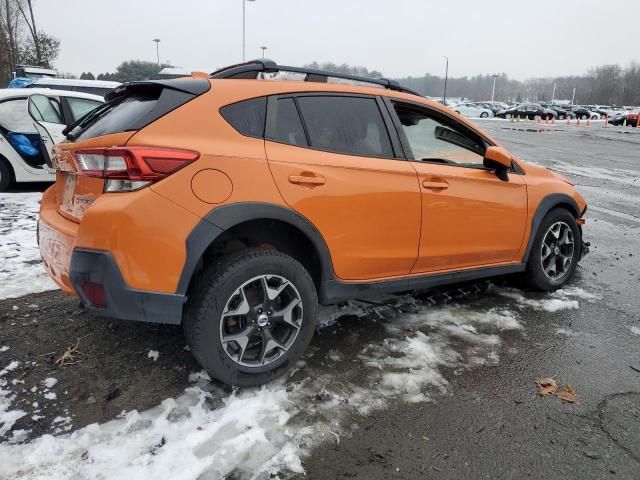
[51,79,211,222]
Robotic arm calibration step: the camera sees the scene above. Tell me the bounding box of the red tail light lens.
[81,281,106,307]
[74,147,199,192]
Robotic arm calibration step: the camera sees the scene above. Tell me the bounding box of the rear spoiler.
[105,78,211,102]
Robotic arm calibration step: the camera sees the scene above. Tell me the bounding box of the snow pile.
[1,362,26,438]
[629,326,640,336]
[147,350,160,362]
[496,287,590,312]
[1,385,303,480]
[0,193,57,299]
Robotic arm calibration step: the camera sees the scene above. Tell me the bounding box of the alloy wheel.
[219,274,303,368]
[540,221,575,281]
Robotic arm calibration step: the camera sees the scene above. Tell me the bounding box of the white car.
[0,88,103,191]
[453,102,495,118]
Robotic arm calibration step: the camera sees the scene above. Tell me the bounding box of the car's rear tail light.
[74,147,199,192]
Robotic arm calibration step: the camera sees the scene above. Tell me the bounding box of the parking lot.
[1,121,639,479]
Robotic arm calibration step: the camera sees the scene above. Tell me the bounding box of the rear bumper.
[70,249,185,325]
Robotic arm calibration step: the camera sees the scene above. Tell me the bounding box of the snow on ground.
[630,326,640,336]
[0,288,589,480]
[0,193,57,300]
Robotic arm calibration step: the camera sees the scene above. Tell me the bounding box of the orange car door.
[265,94,421,281]
[388,100,528,273]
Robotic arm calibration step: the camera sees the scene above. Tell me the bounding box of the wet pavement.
[0,123,639,479]
[298,123,640,479]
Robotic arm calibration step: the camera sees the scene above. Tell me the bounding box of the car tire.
[0,159,13,192]
[183,248,318,387]
[581,114,588,120]
[505,114,512,119]
[480,112,489,118]
[525,208,581,291]
[559,114,566,120]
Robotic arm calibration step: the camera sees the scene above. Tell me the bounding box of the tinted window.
[270,97,308,146]
[220,97,266,138]
[0,98,35,132]
[66,97,102,122]
[296,96,393,157]
[394,103,485,167]
[74,87,194,141]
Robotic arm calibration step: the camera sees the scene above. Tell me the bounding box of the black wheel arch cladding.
[523,193,582,263]
[177,202,336,301]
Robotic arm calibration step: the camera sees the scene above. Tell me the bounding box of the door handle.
[422,180,449,190]
[289,175,325,186]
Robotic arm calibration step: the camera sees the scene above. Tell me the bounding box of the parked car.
[541,104,572,120]
[608,112,638,127]
[453,102,494,118]
[569,106,599,120]
[0,88,103,191]
[34,60,589,387]
[496,103,557,120]
[25,78,120,98]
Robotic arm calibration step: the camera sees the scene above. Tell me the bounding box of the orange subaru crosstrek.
[34,60,588,386]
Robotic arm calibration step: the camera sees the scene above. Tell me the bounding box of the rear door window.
[268,97,308,147]
[296,96,393,157]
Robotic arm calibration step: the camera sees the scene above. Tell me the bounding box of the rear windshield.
[73,87,195,141]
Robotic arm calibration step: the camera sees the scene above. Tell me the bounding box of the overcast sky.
[35,0,640,80]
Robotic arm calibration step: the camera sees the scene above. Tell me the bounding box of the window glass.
[0,98,37,133]
[220,97,266,138]
[270,97,308,146]
[29,95,63,124]
[393,103,485,167]
[296,96,393,157]
[66,97,102,122]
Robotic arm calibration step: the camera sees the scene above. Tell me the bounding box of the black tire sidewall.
[185,250,318,386]
[526,209,581,291]
[0,160,12,192]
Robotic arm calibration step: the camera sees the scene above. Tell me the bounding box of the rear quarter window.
[220,97,266,138]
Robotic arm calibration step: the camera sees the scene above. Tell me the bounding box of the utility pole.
[491,74,499,102]
[242,0,256,62]
[152,38,161,68]
[571,86,577,105]
[443,56,449,104]
[551,83,557,104]
[260,46,267,59]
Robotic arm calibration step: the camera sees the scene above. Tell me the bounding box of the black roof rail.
[210,59,424,98]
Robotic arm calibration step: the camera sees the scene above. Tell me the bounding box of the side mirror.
[484,146,513,172]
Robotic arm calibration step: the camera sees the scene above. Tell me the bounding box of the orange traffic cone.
[536,115,541,124]
[604,115,608,127]
[576,117,581,126]
[586,118,591,127]
[552,117,556,125]
[566,117,571,126]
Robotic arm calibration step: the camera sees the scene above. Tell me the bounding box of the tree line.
[397,63,640,106]
[0,0,59,86]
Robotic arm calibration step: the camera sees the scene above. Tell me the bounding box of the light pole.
[571,86,577,105]
[152,38,161,68]
[551,82,557,105]
[491,74,499,102]
[242,0,256,62]
[260,46,267,59]
[442,56,449,104]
